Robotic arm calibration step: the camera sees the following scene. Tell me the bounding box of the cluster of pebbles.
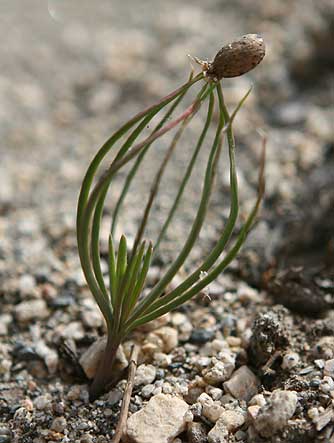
[1,0,333,442]
[1,269,334,442]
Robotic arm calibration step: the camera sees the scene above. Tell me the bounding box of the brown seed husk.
[206,34,265,80]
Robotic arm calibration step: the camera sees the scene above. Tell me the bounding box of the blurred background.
[0,0,333,290]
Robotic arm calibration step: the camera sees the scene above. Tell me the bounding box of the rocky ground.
[0,0,333,442]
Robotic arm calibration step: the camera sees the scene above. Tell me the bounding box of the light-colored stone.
[79,338,106,379]
[253,390,298,437]
[172,312,193,341]
[34,340,59,374]
[218,410,245,432]
[153,352,172,368]
[202,354,235,385]
[141,384,155,399]
[281,352,300,370]
[134,364,156,386]
[248,405,261,421]
[34,394,51,411]
[79,338,127,379]
[313,336,334,360]
[0,314,12,336]
[51,416,67,433]
[154,327,178,353]
[249,394,266,407]
[19,274,35,296]
[320,376,334,394]
[206,387,223,401]
[81,308,103,329]
[207,419,228,443]
[198,393,224,423]
[324,359,334,377]
[226,336,241,347]
[223,366,260,401]
[125,394,189,443]
[60,321,85,340]
[15,299,49,323]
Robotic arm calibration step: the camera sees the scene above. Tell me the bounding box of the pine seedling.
[77,34,266,400]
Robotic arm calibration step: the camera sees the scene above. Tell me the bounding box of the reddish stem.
[89,338,121,401]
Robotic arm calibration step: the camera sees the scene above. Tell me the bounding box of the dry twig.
[111,343,140,443]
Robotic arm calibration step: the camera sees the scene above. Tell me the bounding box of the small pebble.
[202,354,235,385]
[218,410,245,432]
[51,416,67,433]
[320,376,334,394]
[154,327,178,353]
[252,390,298,437]
[134,364,157,386]
[198,393,224,423]
[324,359,334,377]
[207,419,228,443]
[190,329,215,344]
[34,395,51,411]
[281,352,300,370]
[107,388,123,405]
[125,394,189,443]
[223,366,260,401]
[15,299,49,323]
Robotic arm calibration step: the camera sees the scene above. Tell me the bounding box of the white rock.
[34,394,51,411]
[81,308,103,329]
[218,410,245,432]
[125,394,189,443]
[134,364,156,386]
[15,299,49,323]
[0,358,11,375]
[79,338,127,379]
[206,387,223,401]
[324,359,334,377]
[253,390,298,437]
[154,327,178,353]
[249,394,266,407]
[60,321,85,340]
[226,336,242,347]
[153,352,172,368]
[320,376,334,394]
[223,366,260,401]
[34,340,58,374]
[202,354,235,385]
[141,384,155,399]
[248,405,261,421]
[171,312,193,341]
[162,382,173,394]
[0,314,12,336]
[208,419,228,443]
[313,336,334,360]
[198,393,224,423]
[19,274,35,296]
[281,352,300,370]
